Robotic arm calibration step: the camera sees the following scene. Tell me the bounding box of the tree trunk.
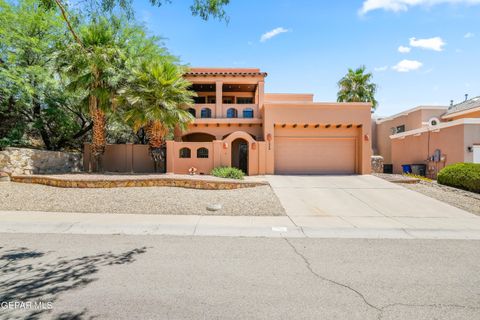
[146,120,167,173]
[32,97,53,150]
[89,96,106,172]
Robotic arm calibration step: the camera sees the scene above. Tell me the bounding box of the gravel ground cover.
[0,182,286,216]
[401,181,480,216]
[375,174,480,216]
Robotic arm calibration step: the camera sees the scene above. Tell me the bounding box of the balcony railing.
[187,104,259,119]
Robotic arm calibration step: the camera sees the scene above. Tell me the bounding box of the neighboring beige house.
[374,96,480,177]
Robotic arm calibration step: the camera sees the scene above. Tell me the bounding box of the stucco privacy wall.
[83,144,155,173]
[166,131,267,175]
[0,147,82,175]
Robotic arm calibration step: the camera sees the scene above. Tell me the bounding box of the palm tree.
[337,66,378,110]
[120,60,195,172]
[59,18,126,171]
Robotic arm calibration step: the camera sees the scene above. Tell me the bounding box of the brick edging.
[10,176,267,190]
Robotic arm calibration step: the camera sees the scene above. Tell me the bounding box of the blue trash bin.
[401,164,412,174]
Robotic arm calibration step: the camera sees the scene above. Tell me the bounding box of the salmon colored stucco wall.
[375,108,446,163]
[166,132,267,175]
[179,124,263,141]
[390,125,465,174]
[264,93,314,103]
[84,144,155,173]
[263,103,372,174]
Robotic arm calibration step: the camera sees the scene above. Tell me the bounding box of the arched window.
[201,108,212,118]
[197,147,209,158]
[179,148,191,158]
[226,108,238,118]
[243,108,254,118]
[188,108,196,117]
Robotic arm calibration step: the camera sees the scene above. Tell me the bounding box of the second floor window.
[188,108,196,117]
[193,97,206,104]
[223,97,234,104]
[201,108,212,118]
[226,108,238,118]
[237,97,253,104]
[243,108,254,118]
[396,125,405,133]
[207,96,216,104]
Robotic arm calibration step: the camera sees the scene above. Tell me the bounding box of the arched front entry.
[231,138,249,174]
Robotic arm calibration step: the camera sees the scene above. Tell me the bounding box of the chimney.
[465,94,469,101]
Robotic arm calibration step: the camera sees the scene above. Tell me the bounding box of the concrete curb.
[1,211,479,240]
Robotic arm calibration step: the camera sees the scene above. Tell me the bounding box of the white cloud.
[464,32,475,38]
[409,37,446,51]
[374,66,389,71]
[359,0,480,15]
[398,45,411,53]
[260,27,289,42]
[392,59,423,72]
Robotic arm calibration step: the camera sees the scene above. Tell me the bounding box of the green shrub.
[211,166,245,180]
[437,163,480,193]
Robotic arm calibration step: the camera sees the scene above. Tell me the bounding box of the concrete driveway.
[267,175,480,231]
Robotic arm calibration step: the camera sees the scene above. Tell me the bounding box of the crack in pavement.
[381,302,480,310]
[284,237,382,312]
[377,302,480,320]
[285,238,480,319]
[61,221,81,233]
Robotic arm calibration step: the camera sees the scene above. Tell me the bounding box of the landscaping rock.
[0,183,286,216]
[0,147,82,175]
[0,172,10,183]
[206,204,222,212]
[371,155,384,174]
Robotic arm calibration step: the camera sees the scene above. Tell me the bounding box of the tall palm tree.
[337,66,378,110]
[120,60,195,172]
[59,18,126,171]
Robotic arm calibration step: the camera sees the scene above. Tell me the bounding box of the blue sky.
[133,0,480,116]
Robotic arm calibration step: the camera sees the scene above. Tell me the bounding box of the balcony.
[187,104,259,120]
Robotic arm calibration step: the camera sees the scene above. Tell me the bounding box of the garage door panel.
[274,137,356,174]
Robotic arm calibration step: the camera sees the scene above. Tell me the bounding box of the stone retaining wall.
[371,155,384,174]
[11,175,266,190]
[0,147,82,175]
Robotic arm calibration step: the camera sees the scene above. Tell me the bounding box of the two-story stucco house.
[165,67,372,175]
[84,67,373,175]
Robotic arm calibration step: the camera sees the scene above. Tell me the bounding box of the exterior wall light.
[223,142,228,150]
[266,133,272,150]
[364,134,370,141]
[251,142,257,150]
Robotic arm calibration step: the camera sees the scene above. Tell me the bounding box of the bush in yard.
[437,163,480,193]
[211,167,245,180]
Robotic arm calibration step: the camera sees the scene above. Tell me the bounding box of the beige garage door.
[274,137,356,174]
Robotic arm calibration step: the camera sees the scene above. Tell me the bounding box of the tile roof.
[445,96,480,115]
[185,70,267,77]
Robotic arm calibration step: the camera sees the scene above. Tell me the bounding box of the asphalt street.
[0,233,479,320]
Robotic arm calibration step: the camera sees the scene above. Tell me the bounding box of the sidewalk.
[1,210,480,239]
